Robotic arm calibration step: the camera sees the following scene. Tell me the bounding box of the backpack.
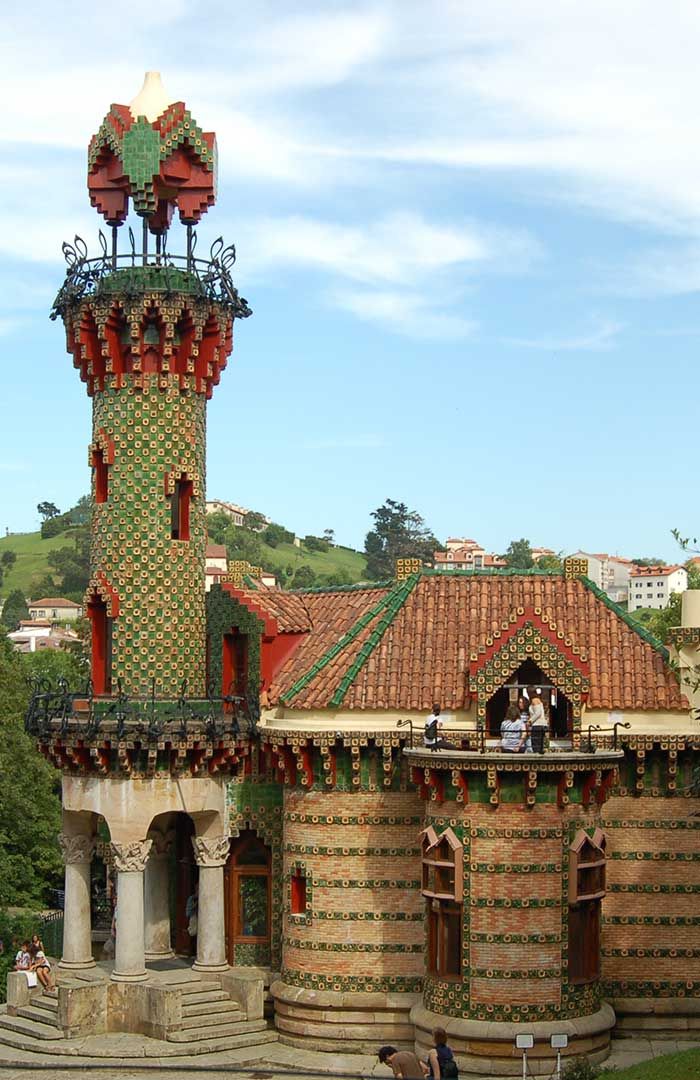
[437,1045,459,1079]
[425,718,439,742]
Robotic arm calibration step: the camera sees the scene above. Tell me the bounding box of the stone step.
[167,1018,269,1043]
[16,1005,60,1029]
[179,1007,246,1029]
[29,995,58,1014]
[180,988,229,1006]
[0,1025,278,1059]
[0,1014,65,1042]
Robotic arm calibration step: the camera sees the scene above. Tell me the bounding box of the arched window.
[88,595,113,695]
[568,828,605,984]
[421,827,463,979]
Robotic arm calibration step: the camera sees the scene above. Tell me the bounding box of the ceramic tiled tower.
[46,73,251,989]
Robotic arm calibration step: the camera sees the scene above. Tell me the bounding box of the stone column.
[144,831,174,961]
[110,839,152,982]
[58,834,96,970]
[191,836,229,974]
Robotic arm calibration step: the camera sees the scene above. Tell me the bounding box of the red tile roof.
[629,565,685,577]
[205,543,227,559]
[226,585,314,634]
[268,574,683,713]
[29,597,81,608]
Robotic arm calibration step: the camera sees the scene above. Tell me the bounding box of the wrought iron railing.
[397,719,628,754]
[50,230,252,321]
[25,675,258,741]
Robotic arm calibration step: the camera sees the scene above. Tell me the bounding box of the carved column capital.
[59,834,96,865]
[191,835,230,868]
[111,839,152,874]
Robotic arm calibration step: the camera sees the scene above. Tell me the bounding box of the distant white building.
[205,500,270,530]
[568,552,633,604]
[205,543,228,591]
[434,538,506,571]
[628,565,688,612]
[8,620,80,653]
[28,597,82,623]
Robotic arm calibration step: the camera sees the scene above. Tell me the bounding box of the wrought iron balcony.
[25,675,258,743]
[51,228,252,322]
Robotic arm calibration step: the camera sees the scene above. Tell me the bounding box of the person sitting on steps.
[424,704,454,750]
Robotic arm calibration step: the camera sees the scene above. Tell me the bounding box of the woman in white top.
[14,941,38,988]
[528,690,547,754]
[30,941,55,991]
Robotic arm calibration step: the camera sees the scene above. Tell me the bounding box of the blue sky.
[1,1,699,561]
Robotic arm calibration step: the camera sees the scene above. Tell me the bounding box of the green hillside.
[0,527,368,599]
[251,540,367,585]
[0,531,75,599]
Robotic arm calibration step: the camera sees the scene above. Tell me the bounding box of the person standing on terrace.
[424,704,453,749]
[501,703,527,753]
[528,688,548,753]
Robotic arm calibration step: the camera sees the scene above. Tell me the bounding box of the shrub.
[562,1058,604,1080]
[0,909,42,1003]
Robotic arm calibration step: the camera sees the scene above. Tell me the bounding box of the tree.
[264,523,294,548]
[323,529,335,546]
[502,538,535,570]
[46,526,90,600]
[631,557,667,568]
[37,502,60,522]
[0,551,16,574]
[364,498,440,580]
[637,563,700,643]
[0,635,63,906]
[304,535,329,553]
[224,523,263,566]
[1,590,29,631]
[243,511,267,532]
[537,553,563,571]
[292,566,316,589]
[206,511,231,545]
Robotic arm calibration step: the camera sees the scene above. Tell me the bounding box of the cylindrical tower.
[53,72,250,701]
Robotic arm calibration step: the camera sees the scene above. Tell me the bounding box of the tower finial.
[129,71,173,122]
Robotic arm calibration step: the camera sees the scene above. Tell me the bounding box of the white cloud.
[501,318,622,352]
[331,288,477,341]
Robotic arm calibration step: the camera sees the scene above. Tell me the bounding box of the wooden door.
[224,831,271,965]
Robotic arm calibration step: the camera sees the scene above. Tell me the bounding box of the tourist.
[528,688,548,753]
[424,704,453,750]
[377,1045,425,1078]
[29,941,55,992]
[14,941,37,988]
[518,695,532,752]
[186,882,199,942]
[500,703,526,753]
[424,1027,459,1078]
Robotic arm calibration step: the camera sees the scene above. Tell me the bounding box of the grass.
[598,1048,700,1079]
[0,530,75,599]
[0,528,369,599]
[259,540,367,584]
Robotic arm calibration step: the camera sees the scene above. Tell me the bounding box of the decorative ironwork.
[51,230,252,321]
[25,673,257,742]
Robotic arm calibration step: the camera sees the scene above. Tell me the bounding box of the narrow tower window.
[568,829,605,984]
[171,478,193,541]
[88,596,113,695]
[290,868,307,915]
[92,448,109,504]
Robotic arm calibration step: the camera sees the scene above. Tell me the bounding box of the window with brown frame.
[92,447,110,504]
[568,828,605,984]
[421,827,463,979]
[227,831,271,945]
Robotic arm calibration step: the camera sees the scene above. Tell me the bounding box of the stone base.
[612,997,700,1039]
[144,950,175,962]
[58,958,97,970]
[412,1003,616,1077]
[271,980,421,1053]
[192,961,229,974]
[110,971,150,983]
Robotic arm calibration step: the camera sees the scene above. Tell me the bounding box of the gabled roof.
[29,597,81,608]
[267,571,684,712]
[205,543,227,559]
[629,564,685,577]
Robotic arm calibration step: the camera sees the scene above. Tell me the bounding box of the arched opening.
[87,594,113,695]
[170,475,193,541]
[173,814,197,957]
[485,658,572,739]
[224,830,271,966]
[222,628,248,705]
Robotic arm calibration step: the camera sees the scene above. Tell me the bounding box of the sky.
[1,0,699,561]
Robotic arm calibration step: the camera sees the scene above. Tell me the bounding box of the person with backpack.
[424,1027,459,1078]
[423,704,454,750]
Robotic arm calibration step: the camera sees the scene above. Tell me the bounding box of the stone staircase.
[0,973,277,1058]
